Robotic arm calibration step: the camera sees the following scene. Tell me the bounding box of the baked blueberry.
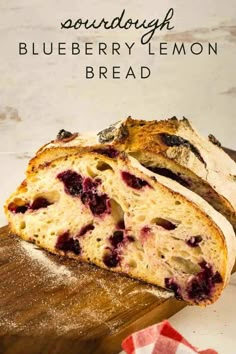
[30,197,51,210]
[186,236,203,247]
[56,232,81,255]
[110,230,124,247]
[122,171,150,189]
[103,250,119,268]
[165,278,182,300]
[57,170,83,196]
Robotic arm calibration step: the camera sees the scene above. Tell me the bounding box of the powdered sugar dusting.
[20,240,75,281]
[0,232,175,338]
[130,287,173,299]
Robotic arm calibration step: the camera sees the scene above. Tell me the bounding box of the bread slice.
[100,117,236,232]
[26,118,236,233]
[5,148,236,305]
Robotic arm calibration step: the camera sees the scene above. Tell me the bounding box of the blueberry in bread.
[27,117,236,234]
[101,117,236,232]
[5,149,236,305]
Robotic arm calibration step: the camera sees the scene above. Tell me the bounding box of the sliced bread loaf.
[5,149,236,305]
[26,117,236,233]
[98,117,236,232]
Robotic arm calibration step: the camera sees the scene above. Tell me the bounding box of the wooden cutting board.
[1,147,235,354]
[0,227,185,354]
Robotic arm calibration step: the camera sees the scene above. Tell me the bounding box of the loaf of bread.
[5,148,236,305]
[100,117,236,232]
[29,117,236,233]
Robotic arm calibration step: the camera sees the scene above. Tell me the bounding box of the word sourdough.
[60,8,175,44]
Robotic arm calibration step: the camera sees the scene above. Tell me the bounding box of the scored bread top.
[29,117,236,225]
[99,117,236,211]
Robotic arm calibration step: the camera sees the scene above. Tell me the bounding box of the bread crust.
[27,117,236,233]
[108,117,236,230]
[5,149,236,305]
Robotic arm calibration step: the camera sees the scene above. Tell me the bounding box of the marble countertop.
[1,0,236,353]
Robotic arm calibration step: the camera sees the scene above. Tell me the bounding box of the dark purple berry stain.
[187,261,223,302]
[8,202,29,214]
[85,193,110,216]
[110,231,124,247]
[82,177,110,216]
[57,170,83,196]
[212,271,223,284]
[187,279,209,301]
[56,232,81,255]
[186,235,203,248]
[165,278,183,300]
[30,197,51,210]
[103,250,119,268]
[121,171,150,190]
[92,147,119,158]
[142,226,151,234]
[16,205,29,213]
[78,223,95,236]
[57,170,110,216]
[103,229,135,269]
[83,177,100,192]
[104,230,125,268]
[9,197,52,214]
[140,226,152,243]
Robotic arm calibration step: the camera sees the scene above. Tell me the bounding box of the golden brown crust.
[25,117,236,234]
[116,116,181,153]
[106,117,236,231]
[5,119,236,305]
[6,149,230,306]
[104,117,201,165]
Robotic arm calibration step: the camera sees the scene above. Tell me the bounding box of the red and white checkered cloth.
[122,320,218,354]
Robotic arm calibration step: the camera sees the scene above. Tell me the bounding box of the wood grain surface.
[0,147,235,354]
[0,227,185,354]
